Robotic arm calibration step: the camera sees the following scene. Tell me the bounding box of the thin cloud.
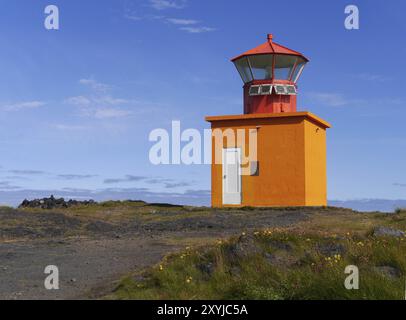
[352,73,391,82]
[94,108,132,119]
[104,175,192,189]
[307,92,404,108]
[184,189,210,197]
[95,96,133,105]
[66,79,135,119]
[65,96,92,107]
[124,14,143,21]
[0,181,21,190]
[57,174,98,180]
[61,187,98,193]
[393,183,406,187]
[144,177,193,188]
[307,92,349,107]
[65,95,133,107]
[149,0,187,10]
[9,170,46,175]
[124,13,165,22]
[124,2,215,33]
[104,175,147,184]
[65,94,154,119]
[179,26,216,33]
[53,124,89,131]
[3,176,30,181]
[164,181,192,188]
[2,101,46,112]
[146,178,173,184]
[79,78,111,91]
[167,18,198,25]
[306,92,366,107]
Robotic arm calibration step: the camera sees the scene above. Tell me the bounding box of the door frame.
[222,147,242,205]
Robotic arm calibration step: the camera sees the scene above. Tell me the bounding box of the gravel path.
[0,237,181,300]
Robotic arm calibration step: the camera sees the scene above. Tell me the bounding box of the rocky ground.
[0,198,396,299]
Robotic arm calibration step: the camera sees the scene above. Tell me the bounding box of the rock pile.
[19,195,96,209]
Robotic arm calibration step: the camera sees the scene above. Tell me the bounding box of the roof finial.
[267,34,273,43]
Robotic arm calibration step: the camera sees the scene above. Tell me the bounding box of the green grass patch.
[112,229,406,300]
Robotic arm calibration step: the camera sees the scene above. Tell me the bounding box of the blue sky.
[0,0,405,207]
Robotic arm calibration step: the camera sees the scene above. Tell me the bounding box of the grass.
[19,200,209,223]
[111,211,406,300]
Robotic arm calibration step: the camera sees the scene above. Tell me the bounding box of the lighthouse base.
[205,112,331,208]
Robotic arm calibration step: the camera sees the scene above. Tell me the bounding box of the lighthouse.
[206,34,331,208]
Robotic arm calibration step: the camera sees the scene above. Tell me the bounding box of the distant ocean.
[329,199,406,213]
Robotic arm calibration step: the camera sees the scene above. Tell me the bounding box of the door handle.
[223,175,226,179]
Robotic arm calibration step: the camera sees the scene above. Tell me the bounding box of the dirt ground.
[0,203,362,299]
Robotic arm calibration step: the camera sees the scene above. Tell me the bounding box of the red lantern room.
[231,34,308,114]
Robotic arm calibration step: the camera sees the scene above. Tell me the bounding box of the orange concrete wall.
[210,117,307,207]
[209,114,329,208]
[304,120,328,206]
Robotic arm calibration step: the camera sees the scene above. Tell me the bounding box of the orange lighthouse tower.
[206,34,331,208]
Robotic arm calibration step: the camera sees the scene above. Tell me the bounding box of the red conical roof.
[231,34,309,62]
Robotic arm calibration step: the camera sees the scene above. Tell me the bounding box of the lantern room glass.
[234,57,253,83]
[248,54,274,80]
[273,55,297,80]
[291,57,306,83]
[234,54,306,83]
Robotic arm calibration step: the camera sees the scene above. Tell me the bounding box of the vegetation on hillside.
[111,210,406,300]
[9,198,406,299]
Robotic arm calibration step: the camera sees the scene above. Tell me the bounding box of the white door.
[222,148,242,205]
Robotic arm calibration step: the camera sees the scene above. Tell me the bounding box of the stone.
[197,262,215,276]
[18,196,97,210]
[316,242,346,256]
[373,266,402,279]
[372,226,405,238]
[226,234,263,260]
